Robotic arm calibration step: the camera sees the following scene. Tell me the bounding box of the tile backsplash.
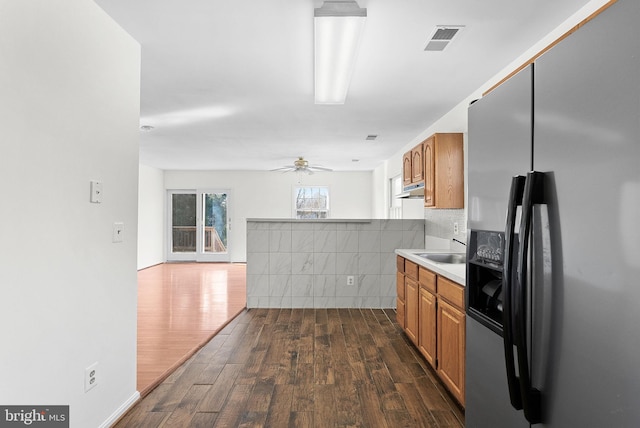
[246,219,424,309]
[424,209,466,243]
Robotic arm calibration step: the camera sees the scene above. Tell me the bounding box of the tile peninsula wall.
[246,219,424,308]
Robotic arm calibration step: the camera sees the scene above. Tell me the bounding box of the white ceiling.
[94,0,592,171]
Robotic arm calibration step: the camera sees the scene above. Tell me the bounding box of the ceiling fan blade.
[309,165,333,171]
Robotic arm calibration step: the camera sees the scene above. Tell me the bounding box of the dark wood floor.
[115,308,464,427]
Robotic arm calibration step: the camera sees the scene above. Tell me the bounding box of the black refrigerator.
[465,0,640,426]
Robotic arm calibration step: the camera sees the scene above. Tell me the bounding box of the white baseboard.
[99,391,140,428]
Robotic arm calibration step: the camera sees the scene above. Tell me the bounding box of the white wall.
[138,165,165,269]
[0,2,140,427]
[164,170,373,262]
[371,161,388,219]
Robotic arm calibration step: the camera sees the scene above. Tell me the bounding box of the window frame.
[389,175,402,219]
[292,185,330,219]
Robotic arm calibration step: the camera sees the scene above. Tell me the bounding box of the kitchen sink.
[416,253,466,264]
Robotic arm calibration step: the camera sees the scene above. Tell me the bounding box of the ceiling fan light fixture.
[271,157,333,174]
[314,1,367,104]
[294,157,310,171]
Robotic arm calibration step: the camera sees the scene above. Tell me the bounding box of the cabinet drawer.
[437,276,464,309]
[397,272,405,300]
[397,255,405,273]
[419,266,436,293]
[405,260,418,281]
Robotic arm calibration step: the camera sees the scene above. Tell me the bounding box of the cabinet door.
[433,134,464,209]
[411,143,424,183]
[418,287,437,368]
[437,300,466,405]
[396,298,405,329]
[424,137,435,207]
[405,277,419,344]
[402,151,412,186]
[396,271,405,328]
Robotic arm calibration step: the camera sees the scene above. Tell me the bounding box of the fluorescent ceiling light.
[314,1,367,104]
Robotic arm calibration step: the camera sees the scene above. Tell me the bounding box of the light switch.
[90,180,103,203]
[113,222,124,243]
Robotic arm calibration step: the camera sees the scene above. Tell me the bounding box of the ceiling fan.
[271,157,333,174]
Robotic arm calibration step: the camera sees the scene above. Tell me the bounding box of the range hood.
[397,182,425,199]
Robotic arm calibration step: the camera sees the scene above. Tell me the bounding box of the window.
[294,186,329,219]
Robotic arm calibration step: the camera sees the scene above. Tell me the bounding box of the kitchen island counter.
[246,219,425,308]
[247,218,371,223]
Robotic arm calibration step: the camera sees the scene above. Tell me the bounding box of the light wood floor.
[137,262,247,396]
[119,307,465,427]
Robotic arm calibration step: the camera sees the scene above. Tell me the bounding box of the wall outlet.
[453,222,459,235]
[85,362,98,392]
[113,222,124,243]
[347,276,355,286]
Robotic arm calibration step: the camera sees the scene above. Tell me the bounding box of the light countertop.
[395,249,466,286]
[247,218,371,223]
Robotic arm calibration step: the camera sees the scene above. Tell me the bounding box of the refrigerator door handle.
[515,171,543,424]
[503,175,526,411]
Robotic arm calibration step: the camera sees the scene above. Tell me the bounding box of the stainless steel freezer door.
[466,316,528,428]
[467,64,532,233]
[532,0,640,426]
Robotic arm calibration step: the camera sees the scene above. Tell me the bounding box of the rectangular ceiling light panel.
[314,1,367,104]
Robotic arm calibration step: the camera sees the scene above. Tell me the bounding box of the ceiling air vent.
[424,25,464,52]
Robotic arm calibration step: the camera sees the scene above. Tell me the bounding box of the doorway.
[168,190,231,262]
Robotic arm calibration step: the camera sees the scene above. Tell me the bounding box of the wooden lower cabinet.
[397,256,466,407]
[418,287,437,368]
[396,271,405,328]
[437,298,466,405]
[405,277,419,344]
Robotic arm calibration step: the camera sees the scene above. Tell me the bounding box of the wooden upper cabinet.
[411,143,424,183]
[402,151,413,186]
[423,133,464,209]
[402,143,425,187]
[424,137,435,206]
